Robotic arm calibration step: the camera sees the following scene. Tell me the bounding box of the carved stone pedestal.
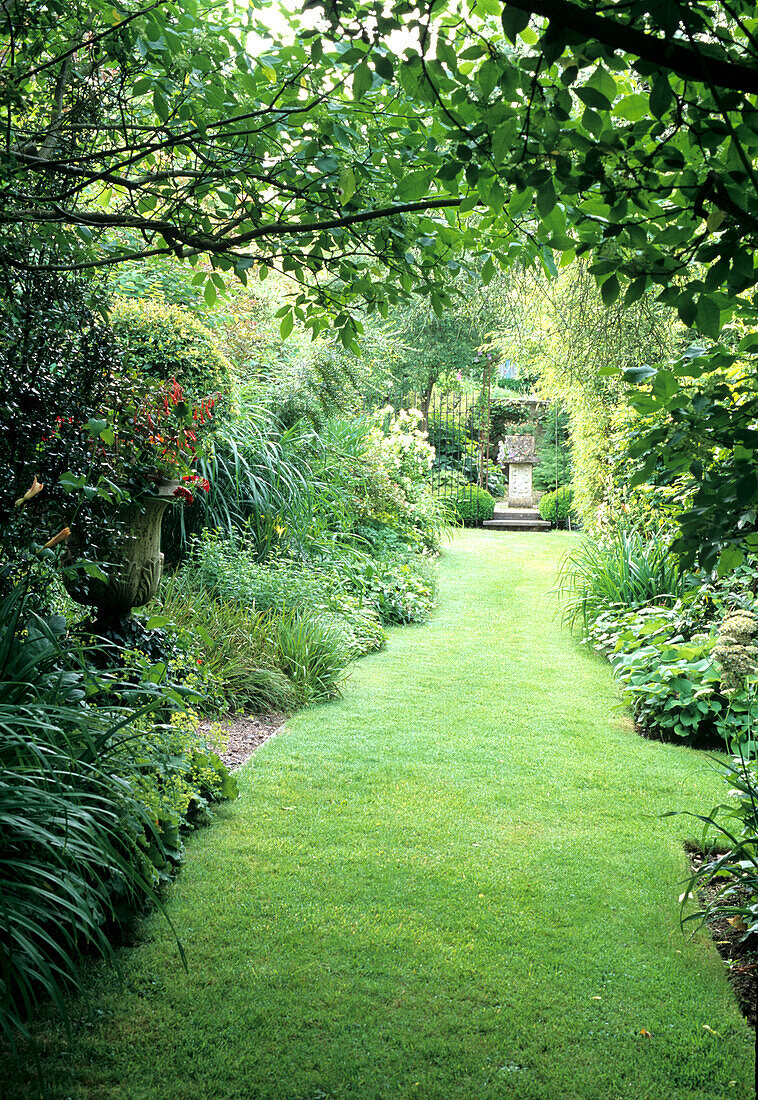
[498,435,538,508]
[64,481,178,625]
[507,459,537,507]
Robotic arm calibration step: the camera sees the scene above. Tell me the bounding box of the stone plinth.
[507,459,536,507]
[498,435,538,508]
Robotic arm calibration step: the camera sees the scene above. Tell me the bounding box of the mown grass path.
[13,531,755,1099]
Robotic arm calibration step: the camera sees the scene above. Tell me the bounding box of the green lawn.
[9,530,754,1099]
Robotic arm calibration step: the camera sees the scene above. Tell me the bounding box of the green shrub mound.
[538,486,575,527]
[558,519,758,750]
[110,297,238,414]
[445,485,495,527]
[152,529,438,714]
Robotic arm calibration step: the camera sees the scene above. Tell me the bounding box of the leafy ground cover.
[5,531,754,1099]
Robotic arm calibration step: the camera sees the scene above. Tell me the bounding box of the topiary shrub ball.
[445,485,496,527]
[110,297,238,418]
[538,486,575,528]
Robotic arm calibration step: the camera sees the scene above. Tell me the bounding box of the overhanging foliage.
[5,0,758,563]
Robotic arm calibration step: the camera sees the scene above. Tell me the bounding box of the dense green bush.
[359,551,436,627]
[190,535,325,611]
[109,297,238,414]
[307,410,442,552]
[158,558,353,709]
[444,485,495,526]
[564,524,758,748]
[188,529,435,632]
[538,486,575,527]
[589,606,724,744]
[0,268,122,577]
[109,253,209,314]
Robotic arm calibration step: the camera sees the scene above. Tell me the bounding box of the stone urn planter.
[64,481,178,624]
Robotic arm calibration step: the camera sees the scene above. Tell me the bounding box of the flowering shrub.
[714,612,758,696]
[360,407,441,548]
[94,295,239,499]
[305,411,444,553]
[95,374,220,493]
[712,610,758,746]
[368,407,435,489]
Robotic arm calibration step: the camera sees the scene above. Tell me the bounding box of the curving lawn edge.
[4,530,754,1100]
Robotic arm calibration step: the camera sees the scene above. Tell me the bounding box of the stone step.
[483,518,551,530]
[492,508,541,521]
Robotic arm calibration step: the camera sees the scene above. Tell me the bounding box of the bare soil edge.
[200,713,286,770]
[685,844,757,1030]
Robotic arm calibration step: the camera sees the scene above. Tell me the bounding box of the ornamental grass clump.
[0,586,177,1059]
[557,521,684,632]
[273,610,351,705]
[152,572,298,714]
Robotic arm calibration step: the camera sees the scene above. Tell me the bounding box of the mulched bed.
[687,846,757,1029]
[200,713,286,770]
